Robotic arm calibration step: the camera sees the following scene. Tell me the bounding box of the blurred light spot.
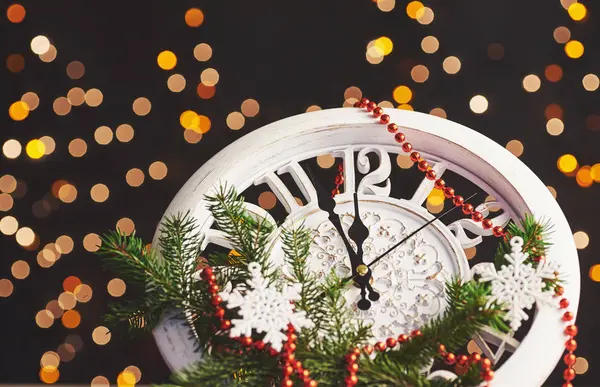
[36,309,54,328]
[201,68,219,86]
[487,43,504,60]
[11,260,30,279]
[0,277,14,297]
[69,139,87,157]
[375,37,393,55]
[411,65,429,83]
[94,126,113,145]
[429,108,447,118]
[167,74,186,92]
[317,154,335,168]
[40,366,59,384]
[157,51,177,70]
[544,64,563,82]
[116,217,135,235]
[58,291,77,310]
[568,3,587,21]
[565,40,584,58]
[57,343,76,362]
[557,154,578,173]
[67,87,85,106]
[40,136,56,155]
[547,185,557,199]
[546,118,564,136]
[0,193,13,211]
[561,0,577,10]
[591,164,600,182]
[74,284,93,303]
[46,300,63,318]
[92,326,111,345]
[545,104,563,120]
[37,251,54,268]
[506,140,523,157]
[126,168,145,187]
[90,184,109,202]
[396,154,414,169]
[393,86,412,104]
[241,99,260,117]
[365,44,384,64]
[83,233,101,252]
[416,7,434,25]
[40,352,60,368]
[125,366,142,383]
[522,74,541,92]
[426,200,444,214]
[117,370,136,387]
[108,278,126,297]
[344,86,362,101]
[6,53,25,72]
[586,114,600,131]
[116,124,134,142]
[194,43,212,61]
[197,83,216,99]
[590,264,600,282]
[377,0,395,12]
[0,215,18,235]
[226,112,245,130]
[14,180,26,198]
[61,309,81,329]
[65,334,83,351]
[427,188,445,206]
[467,340,482,354]
[258,191,277,210]
[7,4,26,23]
[85,89,103,107]
[306,105,321,112]
[3,139,22,159]
[16,226,35,246]
[421,36,439,54]
[0,175,17,193]
[21,92,39,111]
[469,95,488,114]
[573,357,589,375]
[576,166,593,188]
[91,376,110,387]
[553,26,571,44]
[56,235,74,254]
[31,36,50,55]
[132,97,151,116]
[66,61,85,79]
[582,74,599,91]
[53,97,71,116]
[185,8,204,27]
[180,110,200,130]
[574,231,589,249]
[184,129,202,143]
[378,100,394,108]
[9,101,29,121]
[39,45,57,63]
[406,1,424,19]
[397,104,413,111]
[443,56,461,74]
[149,161,168,180]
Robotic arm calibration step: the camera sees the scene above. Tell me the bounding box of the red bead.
[453,195,464,207]
[555,286,565,296]
[270,347,279,356]
[375,342,386,352]
[241,336,253,346]
[380,114,390,124]
[201,267,214,279]
[283,365,294,376]
[402,142,413,153]
[398,334,409,343]
[462,203,474,215]
[331,188,340,197]
[410,151,421,162]
[301,369,310,380]
[254,340,265,350]
[411,329,422,337]
[387,123,398,133]
[289,333,298,342]
[565,339,577,352]
[386,338,397,348]
[353,101,361,108]
[284,342,297,352]
[211,295,222,306]
[346,354,358,363]
[563,368,576,381]
[481,358,492,370]
[363,345,374,354]
[351,347,361,356]
[208,284,220,294]
[373,107,384,117]
[337,163,344,173]
[564,353,577,366]
[335,175,344,185]
[560,298,570,309]
[563,312,574,321]
[220,320,231,330]
[417,160,429,172]
[482,219,493,230]
[345,375,358,386]
[438,344,447,355]
[347,363,359,373]
[481,370,495,382]
[492,226,504,237]
[443,187,455,199]
[305,381,318,387]
[425,169,437,180]
[394,133,406,143]
[208,274,217,283]
[563,384,574,387]
[282,352,295,362]
[366,101,377,112]
[214,307,225,318]
[359,98,369,108]
[281,378,293,387]
[565,325,578,337]
[469,353,482,363]
[434,178,446,189]
[294,361,303,372]
[457,355,469,366]
[471,211,483,222]
[444,353,456,365]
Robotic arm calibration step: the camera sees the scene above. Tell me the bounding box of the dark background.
[1,0,599,385]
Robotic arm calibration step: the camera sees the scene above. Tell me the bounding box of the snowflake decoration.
[219,262,314,351]
[473,236,561,331]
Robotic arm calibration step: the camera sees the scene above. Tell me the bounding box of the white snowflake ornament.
[473,236,559,331]
[219,262,314,351]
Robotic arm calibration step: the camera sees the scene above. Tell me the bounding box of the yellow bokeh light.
[397,104,413,111]
[590,163,600,182]
[589,264,600,282]
[427,188,445,206]
[567,3,587,21]
[565,40,584,59]
[39,366,59,384]
[375,37,393,56]
[9,101,29,121]
[117,370,137,387]
[557,154,578,173]
[576,166,593,187]
[157,51,177,70]
[406,1,424,19]
[393,86,412,104]
[180,110,200,130]
[26,139,46,159]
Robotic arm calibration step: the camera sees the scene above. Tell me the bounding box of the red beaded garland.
[481,219,494,230]
[443,186,455,199]
[353,101,361,108]
[363,345,374,355]
[452,195,464,207]
[402,142,413,153]
[220,320,231,330]
[469,353,482,363]
[563,368,576,382]
[214,307,225,318]
[563,312,574,321]
[398,334,409,343]
[346,353,358,363]
[347,363,359,373]
[305,380,318,387]
[481,370,495,382]
[254,340,265,350]
[481,358,492,371]
[492,226,505,237]
[563,383,574,387]
[425,169,437,180]
[444,353,456,365]
[462,203,474,215]
[565,325,578,337]
[282,378,294,387]
[394,133,406,143]
[560,298,570,309]
[366,101,377,112]
[375,342,387,352]
[241,336,253,346]
[410,151,421,162]
[417,160,429,172]
[564,353,577,366]
[387,123,398,133]
[386,337,397,348]
[359,98,369,108]
[373,107,383,117]
[556,286,565,296]
[208,284,220,293]
[211,295,222,306]
[434,178,446,189]
[380,114,390,124]
[471,211,484,222]
[411,329,422,337]
[457,355,469,366]
[438,344,447,355]
[345,375,358,386]
[283,365,294,376]
[565,339,577,352]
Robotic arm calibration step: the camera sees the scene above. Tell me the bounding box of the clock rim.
[152,108,580,387]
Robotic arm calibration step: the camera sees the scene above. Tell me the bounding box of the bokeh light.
[557,154,578,173]
[545,64,563,82]
[116,217,135,235]
[576,166,593,188]
[11,260,30,279]
[39,366,59,384]
[565,40,584,59]
[546,118,564,136]
[21,92,39,111]
[167,74,186,92]
[316,154,335,169]
[132,97,151,116]
[157,51,177,70]
[194,43,212,62]
[31,36,50,55]
[185,8,204,27]
[590,264,600,282]
[53,97,72,116]
[74,284,93,303]
[442,56,461,74]
[39,44,57,63]
[85,89,103,107]
[406,1,424,19]
[0,278,14,297]
[66,61,85,79]
[469,95,488,114]
[126,168,145,187]
[553,26,571,44]
[94,126,114,145]
[411,65,429,83]
[197,83,216,99]
[83,233,101,252]
[7,4,26,23]
[582,74,599,91]
[574,231,589,249]
[226,112,245,130]
[61,310,81,329]
[421,36,439,54]
[69,139,87,157]
[567,3,587,21]
[90,184,110,202]
[393,86,412,104]
[200,68,220,86]
[3,139,22,159]
[241,99,260,117]
[7,53,25,72]
[506,140,524,157]
[67,87,85,106]
[149,161,168,180]
[258,191,277,210]
[91,376,110,387]
[92,326,111,345]
[9,101,29,121]
[107,278,127,297]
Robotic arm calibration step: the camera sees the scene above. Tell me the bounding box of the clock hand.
[347,192,370,263]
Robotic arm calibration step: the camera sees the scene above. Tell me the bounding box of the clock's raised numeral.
[472,326,520,364]
[333,146,392,196]
[410,161,448,205]
[447,201,511,249]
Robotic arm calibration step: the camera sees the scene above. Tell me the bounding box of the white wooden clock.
[151,108,580,387]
